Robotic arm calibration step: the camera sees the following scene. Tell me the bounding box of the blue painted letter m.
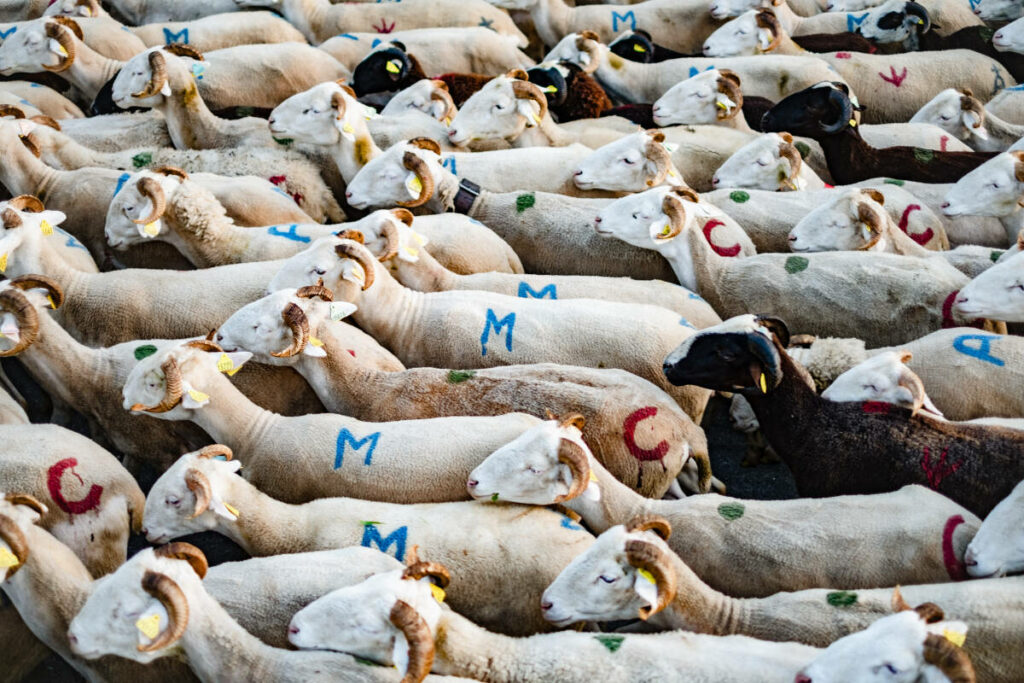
[163,27,189,44]
[481,309,515,356]
[360,523,407,561]
[334,428,381,468]
[612,10,636,32]
[518,282,556,299]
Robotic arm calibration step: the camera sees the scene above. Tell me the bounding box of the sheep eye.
[631,212,639,220]
[1012,283,1024,292]
[882,663,898,674]
[598,575,616,584]
[737,28,747,34]
[864,384,879,392]
[527,466,542,475]
[622,158,636,165]
[756,159,770,167]
[313,267,327,276]
[166,497,180,507]
[494,103,505,111]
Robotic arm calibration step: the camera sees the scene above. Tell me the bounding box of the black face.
[760,83,848,137]
[609,31,655,64]
[663,333,770,392]
[90,70,146,116]
[526,66,568,107]
[351,47,410,97]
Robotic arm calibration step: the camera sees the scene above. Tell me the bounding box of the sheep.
[0,385,28,424]
[713,131,828,191]
[42,0,107,18]
[761,82,999,184]
[0,16,148,61]
[703,8,1015,124]
[953,247,1024,322]
[663,315,1024,515]
[994,15,1024,54]
[962,478,1024,578]
[543,520,1014,681]
[467,417,980,595]
[941,150,1024,246]
[0,80,84,119]
[286,555,822,683]
[129,12,307,52]
[379,79,459,125]
[541,30,848,105]
[970,0,1024,22]
[56,111,174,151]
[262,234,712,420]
[215,286,709,497]
[0,193,98,273]
[142,445,596,636]
[818,351,948,417]
[0,423,144,576]
[103,0,242,24]
[231,0,528,47]
[911,88,1024,152]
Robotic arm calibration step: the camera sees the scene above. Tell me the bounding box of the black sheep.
[609,28,874,63]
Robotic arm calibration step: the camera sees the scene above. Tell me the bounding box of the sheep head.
[541,31,605,75]
[345,141,444,211]
[910,88,987,143]
[269,82,374,148]
[964,478,1024,578]
[594,185,701,253]
[709,0,782,20]
[788,188,890,253]
[712,132,806,192]
[267,235,381,305]
[43,0,102,18]
[653,69,743,127]
[761,82,857,139]
[111,48,174,109]
[575,131,688,192]
[447,72,548,147]
[382,79,458,125]
[953,247,1024,322]
[0,17,78,76]
[820,350,944,418]
[703,8,782,57]
[104,170,185,250]
[0,195,67,279]
[540,518,676,626]
[857,0,933,47]
[942,150,1024,219]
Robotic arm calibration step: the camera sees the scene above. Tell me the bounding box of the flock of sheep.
[1,0,1024,680]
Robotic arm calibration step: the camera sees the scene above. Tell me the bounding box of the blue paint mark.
[992,64,1006,96]
[360,523,408,561]
[846,12,869,31]
[1005,83,1024,92]
[517,282,556,299]
[338,33,360,40]
[560,515,583,531]
[481,309,515,356]
[370,38,382,48]
[18,99,30,106]
[968,0,981,10]
[29,82,41,88]
[334,428,382,467]
[163,27,189,44]
[0,27,17,40]
[55,227,88,251]
[679,317,694,328]
[270,186,291,199]
[441,156,457,175]
[953,334,1004,366]
[688,65,715,78]
[113,172,131,197]
[190,62,205,81]
[265,224,310,243]
[612,10,637,32]
[687,291,704,301]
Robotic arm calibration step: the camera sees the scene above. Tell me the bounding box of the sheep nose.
[788,234,797,242]
[289,625,300,635]
[345,191,353,199]
[573,169,583,176]
[140,527,148,536]
[795,675,812,683]
[712,176,721,186]
[68,633,78,645]
[467,479,478,489]
[447,128,459,138]
[940,201,950,209]
[540,601,553,612]
[268,117,276,126]
[594,216,602,223]
[662,361,674,373]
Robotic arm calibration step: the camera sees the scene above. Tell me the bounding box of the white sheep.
[467,417,979,595]
[103,0,241,23]
[911,88,1023,152]
[993,15,1024,53]
[41,0,107,18]
[0,16,148,61]
[0,194,97,273]
[713,132,827,191]
[963,478,1024,578]
[942,151,1024,246]
[819,351,946,417]
[971,0,1024,21]
[129,12,307,52]
[0,80,83,119]
[953,247,1024,322]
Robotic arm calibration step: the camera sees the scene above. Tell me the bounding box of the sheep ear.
[859,188,884,205]
[181,382,210,410]
[301,342,327,358]
[633,568,659,608]
[136,218,162,239]
[392,631,410,677]
[0,319,20,343]
[757,28,774,51]
[328,301,358,322]
[963,111,987,139]
[517,98,541,127]
[216,352,251,375]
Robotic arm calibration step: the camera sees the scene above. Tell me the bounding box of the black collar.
[452,179,481,215]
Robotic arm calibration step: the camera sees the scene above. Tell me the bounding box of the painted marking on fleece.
[879,66,908,87]
[479,17,494,30]
[827,591,858,606]
[612,10,637,32]
[47,458,103,515]
[595,635,625,653]
[55,228,87,251]
[360,522,407,561]
[920,447,964,490]
[518,282,556,299]
[784,256,808,273]
[481,309,515,356]
[266,224,310,243]
[992,64,1006,96]
[113,173,131,197]
[717,502,745,521]
[942,514,969,581]
[163,28,188,44]
[0,27,16,40]
[688,65,715,78]
[942,291,984,329]
[952,333,1004,366]
[846,13,869,31]
[373,18,396,33]
[334,428,381,468]
[896,204,934,245]
[702,219,741,257]
[441,156,457,175]
[560,515,583,531]
[622,407,669,462]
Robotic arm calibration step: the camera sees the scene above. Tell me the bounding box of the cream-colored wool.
[0,81,83,119]
[130,12,306,52]
[0,386,28,425]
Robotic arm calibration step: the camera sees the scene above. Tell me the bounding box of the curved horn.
[74,0,101,17]
[0,105,26,119]
[855,202,884,250]
[959,90,986,130]
[196,444,232,461]
[132,177,167,226]
[429,82,457,123]
[407,137,441,156]
[554,436,591,503]
[904,1,931,33]
[7,195,44,213]
[375,213,402,261]
[402,559,451,589]
[913,602,945,624]
[153,542,208,579]
[132,356,183,414]
[132,51,168,99]
[397,151,434,208]
[151,166,188,181]
[5,493,47,516]
[511,79,549,123]
[19,134,41,158]
[9,274,64,309]
[138,570,189,652]
[658,194,687,240]
[183,339,222,353]
[1,208,22,229]
[746,331,783,391]
[754,9,782,52]
[896,365,927,416]
[29,115,61,131]
[644,133,672,187]
[184,468,211,519]
[334,229,364,243]
[270,302,309,358]
[50,15,83,39]
[43,21,76,72]
[334,241,376,291]
[163,43,203,61]
[0,290,40,357]
[389,600,434,683]
[296,279,334,302]
[0,514,29,580]
[922,633,976,683]
[626,514,672,540]
[777,140,803,190]
[624,539,677,619]
[821,88,854,134]
[716,70,744,120]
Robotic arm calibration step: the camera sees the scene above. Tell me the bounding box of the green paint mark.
[134,345,157,360]
[360,520,381,526]
[785,256,809,274]
[717,502,745,521]
[794,141,811,159]
[131,151,152,168]
[515,193,536,213]
[979,26,995,42]
[883,178,904,186]
[447,369,476,383]
[990,250,1004,262]
[729,190,750,203]
[826,591,858,606]
[913,148,934,164]
[594,634,625,653]
[273,137,293,146]
[235,106,254,117]
[490,493,499,502]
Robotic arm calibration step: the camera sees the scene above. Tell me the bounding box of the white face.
[67,550,179,663]
[953,251,1024,322]
[653,70,733,126]
[712,133,792,190]
[702,11,767,57]
[381,80,451,122]
[104,173,178,250]
[973,0,1024,22]
[709,0,768,20]
[447,76,542,146]
[857,0,919,44]
[965,479,1024,577]
[43,0,96,16]
[821,352,918,406]
[574,133,662,192]
[796,611,941,683]
[268,83,354,147]
[788,191,880,252]
[345,144,442,210]
[142,453,242,544]
[111,48,169,109]
[942,153,1023,217]
[266,237,370,299]
[121,346,250,420]
[542,33,595,70]
[0,21,63,75]
[993,17,1024,52]
[594,186,684,248]
[541,526,659,626]
[909,89,983,140]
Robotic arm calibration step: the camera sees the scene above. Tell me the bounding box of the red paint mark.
[920,447,964,490]
[347,349,356,357]
[290,191,304,206]
[942,514,968,581]
[942,291,984,329]
[702,219,741,257]
[896,204,935,245]
[939,135,949,152]
[46,458,103,516]
[268,175,287,186]
[824,183,834,188]
[623,407,669,461]
[834,52,852,59]
[374,18,396,33]
[862,401,892,414]
[879,66,908,87]
[868,45,877,54]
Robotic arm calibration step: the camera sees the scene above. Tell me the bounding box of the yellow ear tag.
[659,224,672,237]
[443,116,452,126]
[849,119,857,127]
[542,85,558,93]
[430,584,446,604]
[532,113,542,125]
[403,246,419,259]
[386,59,403,74]
[57,44,68,57]
[0,253,8,274]
[0,546,18,569]
[636,568,656,584]
[47,295,56,309]
[187,388,209,403]
[668,168,678,178]
[39,219,53,236]
[716,100,728,110]
[309,336,324,347]
[135,614,161,640]
[406,175,423,195]
[342,122,354,134]
[351,266,366,284]
[633,43,647,53]
[589,470,598,483]
[83,7,92,15]
[223,502,240,518]
[759,373,768,393]
[216,353,241,376]
[143,222,160,237]
[942,629,966,647]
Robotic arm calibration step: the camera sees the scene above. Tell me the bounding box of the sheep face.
[447,75,544,146]
[796,610,968,683]
[953,251,1024,322]
[541,33,604,75]
[973,0,1024,22]
[111,48,174,109]
[702,11,770,57]
[382,80,455,124]
[288,569,444,669]
[575,132,674,192]
[856,0,928,45]
[267,237,373,301]
[68,549,191,662]
[346,143,443,210]
[910,89,985,142]
[0,203,67,277]
[709,0,771,19]
[142,452,242,544]
[942,152,1024,218]
[761,82,856,139]
[993,17,1024,52]
[712,133,799,191]
[104,172,182,250]
[820,351,942,416]
[594,186,690,248]
[653,70,738,126]
[269,83,361,148]
[0,20,65,75]
[43,0,96,17]
[788,189,886,252]
[964,479,1024,577]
